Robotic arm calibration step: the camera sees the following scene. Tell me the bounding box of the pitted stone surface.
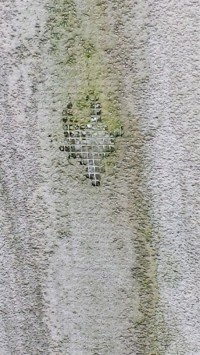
[60,100,122,185]
[0,0,200,354]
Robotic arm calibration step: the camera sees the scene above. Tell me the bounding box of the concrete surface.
[0,0,200,354]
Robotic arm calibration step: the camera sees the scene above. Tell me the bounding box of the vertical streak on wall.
[41,1,140,353]
[121,0,200,353]
[43,0,168,353]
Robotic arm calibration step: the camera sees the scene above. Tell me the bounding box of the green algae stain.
[47,0,121,141]
[46,0,171,351]
[135,209,171,354]
[82,40,96,59]
[126,119,171,354]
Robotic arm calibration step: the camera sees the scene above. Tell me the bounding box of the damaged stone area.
[59,98,123,186]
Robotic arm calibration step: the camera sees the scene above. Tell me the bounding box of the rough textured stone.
[0,0,200,354]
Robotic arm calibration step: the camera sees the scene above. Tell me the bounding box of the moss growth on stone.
[46,0,121,142]
[82,40,96,59]
[66,54,76,65]
[126,117,171,353]
[45,0,171,351]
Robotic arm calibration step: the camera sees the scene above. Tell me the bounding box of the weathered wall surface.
[0,0,200,354]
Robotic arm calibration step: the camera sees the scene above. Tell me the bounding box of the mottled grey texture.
[124,1,200,353]
[0,0,200,354]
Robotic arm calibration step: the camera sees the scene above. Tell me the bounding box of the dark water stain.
[118,111,171,354]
